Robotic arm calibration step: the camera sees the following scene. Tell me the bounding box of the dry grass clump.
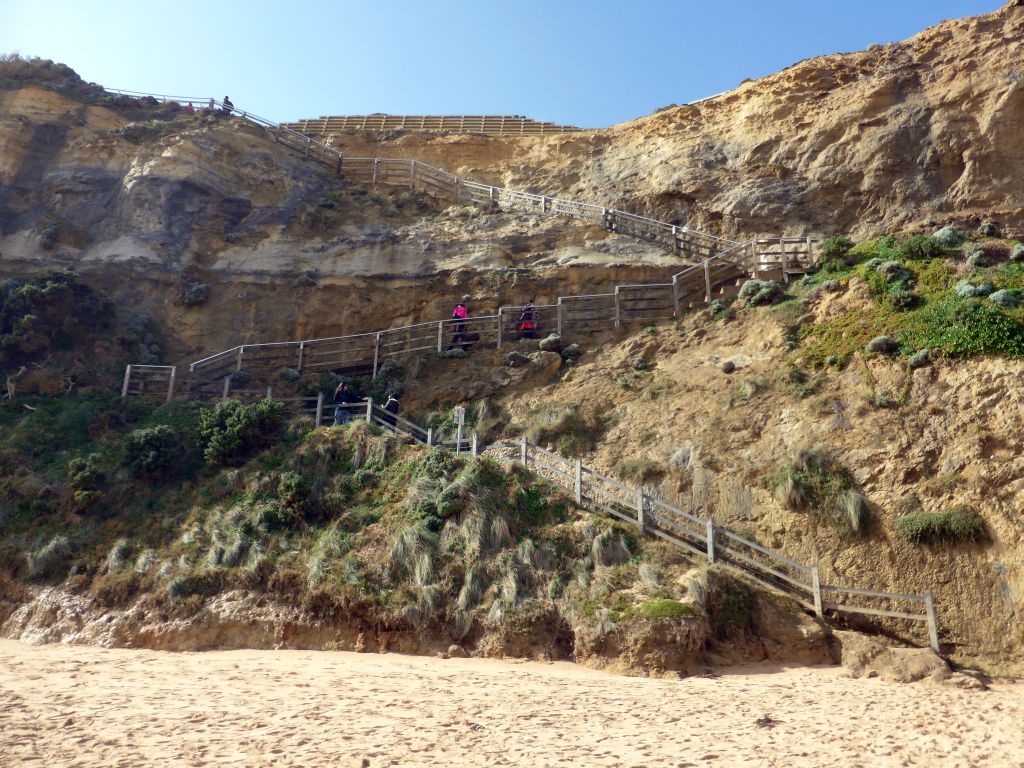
[26,536,73,579]
[771,446,868,535]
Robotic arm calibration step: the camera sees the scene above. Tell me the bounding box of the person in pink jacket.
[448,303,468,350]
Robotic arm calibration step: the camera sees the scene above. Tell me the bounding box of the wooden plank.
[716,546,814,593]
[819,585,927,602]
[826,604,926,622]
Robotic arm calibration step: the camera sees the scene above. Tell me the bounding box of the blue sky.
[1,0,1001,128]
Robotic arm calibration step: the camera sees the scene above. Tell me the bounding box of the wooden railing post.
[437,321,444,353]
[409,161,416,188]
[574,459,583,505]
[265,385,272,400]
[925,590,940,653]
[672,274,681,318]
[635,487,645,531]
[496,309,503,350]
[520,435,528,465]
[165,366,177,403]
[222,376,231,403]
[556,298,563,336]
[614,287,622,329]
[315,391,324,427]
[297,341,305,372]
[365,397,374,424]
[121,365,132,398]
[781,241,790,282]
[472,432,478,456]
[372,158,378,185]
[236,346,244,371]
[426,427,433,446]
[706,519,716,563]
[703,261,712,303]
[372,333,381,378]
[811,566,824,619]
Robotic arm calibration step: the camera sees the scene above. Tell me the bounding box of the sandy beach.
[0,639,1020,767]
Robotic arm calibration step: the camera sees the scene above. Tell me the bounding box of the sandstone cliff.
[328,1,1024,240]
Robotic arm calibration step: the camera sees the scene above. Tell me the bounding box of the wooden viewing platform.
[280,114,582,136]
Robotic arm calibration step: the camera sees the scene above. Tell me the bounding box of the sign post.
[453,405,466,454]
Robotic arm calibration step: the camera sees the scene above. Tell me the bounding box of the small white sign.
[453,405,466,425]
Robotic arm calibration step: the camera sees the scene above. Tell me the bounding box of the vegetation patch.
[198,400,286,466]
[770,447,868,535]
[0,270,112,369]
[798,251,1024,365]
[892,508,987,544]
[635,598,694,620]
[524,404,609,458]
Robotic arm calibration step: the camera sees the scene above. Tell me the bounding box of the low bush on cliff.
[892,508,987,544]
[198,399,286,466]
[0,270,113,368]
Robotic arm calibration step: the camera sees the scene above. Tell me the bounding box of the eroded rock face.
[333,2,1024,240]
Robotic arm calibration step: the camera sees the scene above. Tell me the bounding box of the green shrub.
[124,425,181,477]
[892,508,987,544]
[277,471,308,512]
[886,288,918,311]
[898,236,945,260]
[198,399,285,466]
[708,576,756,640]
[0,270,112,366]
[738,279,783,307]
[820,258,850,274]
[904,298,1024,357]
[820,236,854,261]
[635,598,694,620]
[978,221,1000,238]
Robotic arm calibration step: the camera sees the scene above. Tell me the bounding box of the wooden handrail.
[512,440,940,653]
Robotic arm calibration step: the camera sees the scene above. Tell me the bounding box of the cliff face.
[329,1,1024,240]
[0,87,668,359]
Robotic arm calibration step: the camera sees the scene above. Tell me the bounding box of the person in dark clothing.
[382,394,400,429]
[448,303,468,350]
[332,381,360,425]
[518,301,538,339]
[222,95,234,114]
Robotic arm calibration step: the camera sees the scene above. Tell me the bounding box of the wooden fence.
[123,233,815,399]
[281,114,582,136]
[513,438,940,653]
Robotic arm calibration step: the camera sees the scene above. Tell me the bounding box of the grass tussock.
[524,405,610,458]
[771,447,868,535]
